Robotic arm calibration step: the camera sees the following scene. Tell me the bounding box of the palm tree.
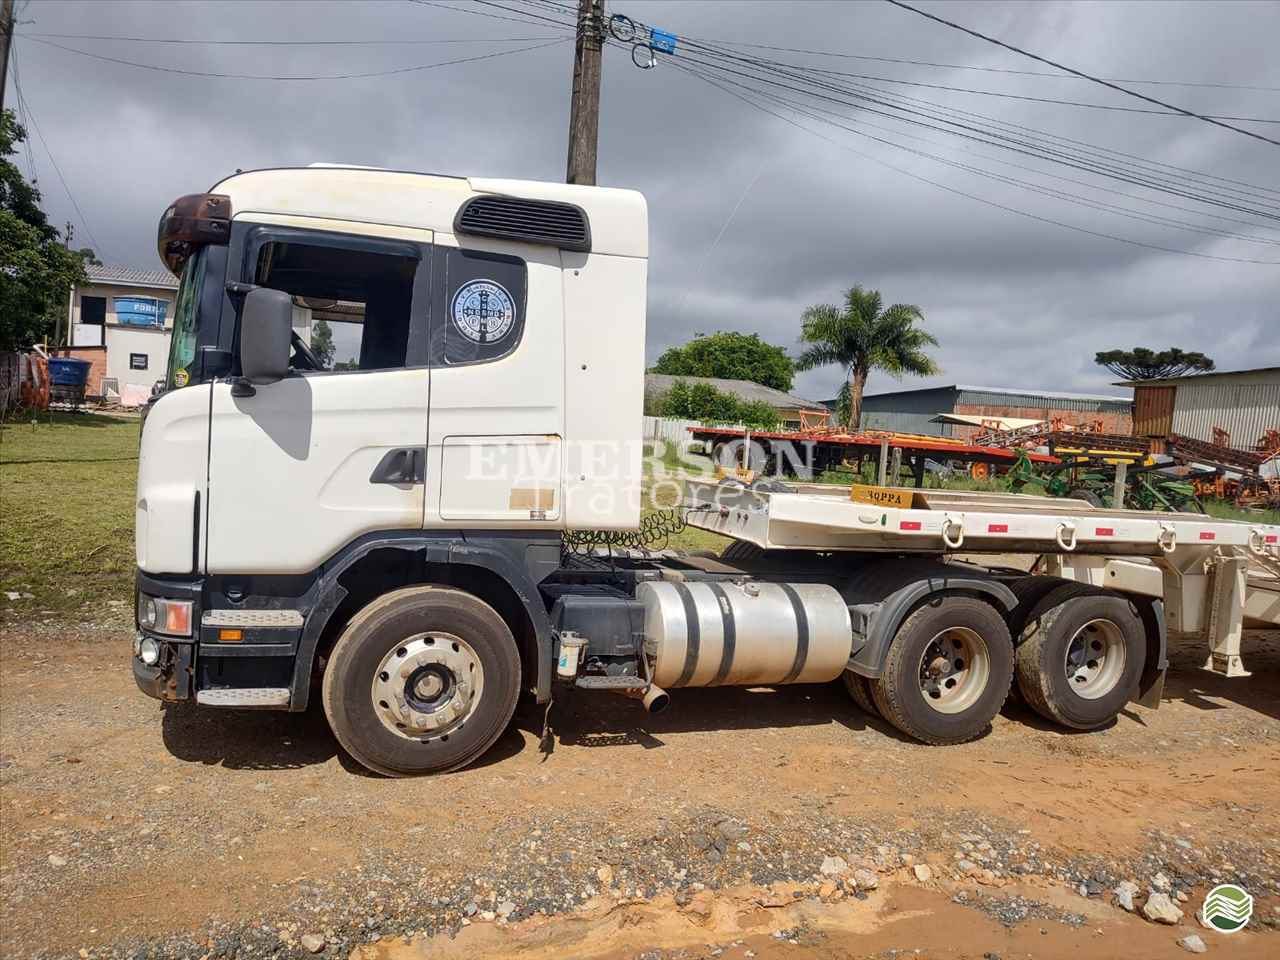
[796,285,940,430]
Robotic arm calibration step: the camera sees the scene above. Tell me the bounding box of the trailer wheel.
[871,598,1013,745]
[842,670,881,718]
[1015,587,1144,730]
[322,586,520,777]
[1003,576,1069,706]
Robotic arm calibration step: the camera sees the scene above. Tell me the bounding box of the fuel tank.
[638,580,852,688]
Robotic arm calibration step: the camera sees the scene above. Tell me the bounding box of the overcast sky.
[11,0,1279,399]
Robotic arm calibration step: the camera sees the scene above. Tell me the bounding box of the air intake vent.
[454,195,591,253]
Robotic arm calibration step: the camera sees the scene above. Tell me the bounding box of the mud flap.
[1133,598,1168,710]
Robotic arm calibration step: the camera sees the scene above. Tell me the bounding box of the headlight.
[139,637,162,666]
[137,595,192,637]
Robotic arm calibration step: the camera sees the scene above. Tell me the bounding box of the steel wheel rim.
[918,626,989,714]
[1064,618,1126,700]
[371,632,484,741]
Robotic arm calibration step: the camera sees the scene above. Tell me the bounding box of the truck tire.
[1068,488,1103,508]
[1014,586,1145,730]
[721,541,763,564]
[842,670,881,718]
[870,598,1014,745]
[1003,576,1069,706]
[322,586,521,777]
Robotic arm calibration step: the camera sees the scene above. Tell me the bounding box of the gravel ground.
[1,623,1278,959]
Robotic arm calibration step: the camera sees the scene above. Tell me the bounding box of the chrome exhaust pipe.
[642,683,670,714]
[621,682,670,713]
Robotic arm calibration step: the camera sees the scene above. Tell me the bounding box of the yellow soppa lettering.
[849,484,918,509]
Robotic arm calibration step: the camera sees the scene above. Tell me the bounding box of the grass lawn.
[0,411,140,622]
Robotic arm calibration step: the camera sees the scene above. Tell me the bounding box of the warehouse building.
[851,384,1133,440]
[1126,366,1280,451]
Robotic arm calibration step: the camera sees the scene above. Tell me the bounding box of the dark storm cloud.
[14,0,1279,402]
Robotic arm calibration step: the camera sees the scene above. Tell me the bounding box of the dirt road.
[1,621,1278,959]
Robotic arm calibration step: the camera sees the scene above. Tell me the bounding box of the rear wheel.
[1015,587,1145,730]
[871,598,1014,745]
[843,670,880,717]
[322,586,520,776]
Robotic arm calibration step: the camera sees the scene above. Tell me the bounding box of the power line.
[710,39,1280,94]
[883,0,1280,147]
[11,62,103,253]
[667,40,1280,220]
[408,0,575,32]
[8,43,36,180]
[682,62,1280,248]
[19,31,562,46]
[23,34,568,81]
[795,63,1280,124]
[677,34,1280,203]
[667,59,1280,265]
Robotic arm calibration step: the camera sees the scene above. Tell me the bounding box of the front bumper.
[132,637,194,702]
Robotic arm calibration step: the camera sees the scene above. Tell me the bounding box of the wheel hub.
[1064,619,1126,700]
[918,627,990,715]
[371,633,484,740]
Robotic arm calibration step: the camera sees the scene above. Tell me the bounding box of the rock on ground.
[1114,880,1140,913]
[1177,934,1207,953]
[1143,892,1184,925]
[300,933,325,954]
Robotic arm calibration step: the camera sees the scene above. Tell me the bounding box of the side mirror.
[239,287,293,386]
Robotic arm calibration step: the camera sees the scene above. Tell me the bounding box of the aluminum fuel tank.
[638,580,852,688]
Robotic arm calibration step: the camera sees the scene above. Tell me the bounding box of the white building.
[67,264,178,405]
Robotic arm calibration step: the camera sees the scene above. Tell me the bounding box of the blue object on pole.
[649,28,677,55]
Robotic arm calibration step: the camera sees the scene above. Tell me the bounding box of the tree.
[310,318,335,368]
[651,331,795,392]
[0,110,86,351]
[1094,347,1214,381]
[656,378,779,429]
[795,284,939,430]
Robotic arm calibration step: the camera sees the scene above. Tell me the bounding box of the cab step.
[573,675,648,691]
[195,688,291,708]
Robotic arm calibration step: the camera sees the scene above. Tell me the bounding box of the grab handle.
[1055,521,1077,552]
[941,516,965,549]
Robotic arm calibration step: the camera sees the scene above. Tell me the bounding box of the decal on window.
[450,279,516,345]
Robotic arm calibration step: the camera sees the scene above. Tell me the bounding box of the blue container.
[113,296,167,327]
[48,357,91,387]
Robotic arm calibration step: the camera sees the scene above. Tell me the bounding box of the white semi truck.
[133,166,1280,776]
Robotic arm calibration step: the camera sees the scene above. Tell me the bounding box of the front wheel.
[871,598,1014,745]
[322,586,521,776]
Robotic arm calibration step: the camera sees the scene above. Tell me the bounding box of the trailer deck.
[684,479,1280,560]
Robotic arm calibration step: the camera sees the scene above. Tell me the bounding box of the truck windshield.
[165,247,207,389]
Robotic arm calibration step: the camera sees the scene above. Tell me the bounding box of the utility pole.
[565,0,605,186]
[1,0,15,115]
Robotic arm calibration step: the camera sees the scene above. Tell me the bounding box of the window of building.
[82,296,106,326]
[252,238,421,372]
[433,249,527,366]
[129,353,148,370]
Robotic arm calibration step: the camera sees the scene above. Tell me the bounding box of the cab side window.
[252,238,421,371]
[433,249,527,366]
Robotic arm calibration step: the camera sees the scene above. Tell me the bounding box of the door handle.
[370,447,425,485]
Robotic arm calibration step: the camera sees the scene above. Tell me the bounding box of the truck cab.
[134,166,648,772]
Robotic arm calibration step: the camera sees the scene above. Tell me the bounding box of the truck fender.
[843,564,1017,679]
[288,532,557,712]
